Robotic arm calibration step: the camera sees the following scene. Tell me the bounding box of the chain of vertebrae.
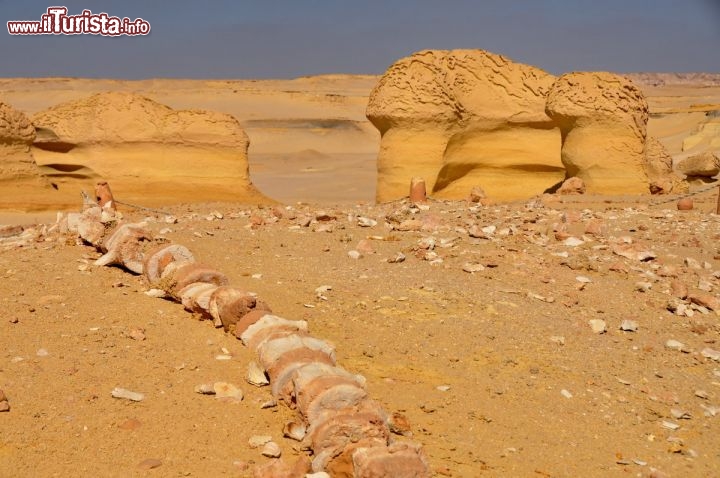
[64,187,430,478]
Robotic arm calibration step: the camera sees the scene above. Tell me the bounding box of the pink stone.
[557,177,586,195]
[409,177,426,203]
[677,198,693,210]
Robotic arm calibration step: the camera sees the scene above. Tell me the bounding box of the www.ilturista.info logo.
[7,7,150,36]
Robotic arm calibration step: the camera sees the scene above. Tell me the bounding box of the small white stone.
[261,441,282,458]
[619,320,638,332]
[111,387,144,402]
[575,276,592,283]
[701,348,720,361]
[144,288,166,298]
[588,319,607,334]
[348,250,362,260]
[661,420,680,430]
[563,237,584,247]
[248,435,272,448]
[666,339,685,351]
[560,389,573,399]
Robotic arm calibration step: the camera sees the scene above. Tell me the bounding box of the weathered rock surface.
[367,49,563,202]
[31,92,270,206]
[0,101,53,210]
[546,72,650,194]
[676,151,719,178]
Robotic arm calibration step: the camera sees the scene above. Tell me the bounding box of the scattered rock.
[619,320,638,332]
[588,319,607,334]
[462,262,485,273]
[676,198,693,211]
[348,250,362,260]
[387,252,406,263]
[557,177,586,195]
[111,387,145,402]
[261,441,282,458]
[561,389,573,399]
[213,382,243,402]
[701,348,720,361]
[248,435,272,449]
[665,340,686,352]
[137,458,162,470]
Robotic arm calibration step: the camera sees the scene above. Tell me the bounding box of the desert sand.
[1,71,720,477]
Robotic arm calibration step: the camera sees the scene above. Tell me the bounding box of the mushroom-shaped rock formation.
[0,101,53,210]
[546,72,650,194]
[31,92,271,206]
[367,49,563,202]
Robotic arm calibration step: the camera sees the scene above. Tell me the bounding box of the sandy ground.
[2,191,720,477]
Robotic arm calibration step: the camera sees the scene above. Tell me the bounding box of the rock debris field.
[2,192,720,477]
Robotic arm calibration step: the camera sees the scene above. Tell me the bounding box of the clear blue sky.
[1,0,718,79]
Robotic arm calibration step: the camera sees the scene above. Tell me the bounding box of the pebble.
[462,262,485,273]
[357,217,377,227]
[695,390,709,400]
[670,408,691,420]
[387,252,406,263]
[575,276,592,283]
[665,340,686,352]
[36,348,49,357]
[137,458,162,470]
[213,382,243,402]
[661,420,680,430]
[619,320,638,332]
[436,385,451,392]
[588,319,607,334]
[261,441,282,458]
[248,435,272,448]
[560,389,573,399]
[563,237,584,247]
[348,250,362,260]
[111,387,145,402]
[701,348,720,361]
[635,281,652,292]
[144,288,166,298]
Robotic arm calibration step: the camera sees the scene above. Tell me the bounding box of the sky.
[0,0,719,79]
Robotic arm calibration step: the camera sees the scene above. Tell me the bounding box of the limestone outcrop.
[545,72,650,194]
[367,49,563,202]
[643,136,687,194]
[676,151,720,180]
[0,101,53,210]
[32,92,270,206]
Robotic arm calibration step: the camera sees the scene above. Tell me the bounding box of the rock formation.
[681,110,720,152]
[545,72,651,194]
[367,49,564,202]
[0,101,53,210]
[676,150,720,182]
[643,136,687,194]
[32,92,270,206]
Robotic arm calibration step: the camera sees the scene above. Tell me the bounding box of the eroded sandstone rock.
[32,92,270,206]
[367,49,563,202]
[546,72,650,194]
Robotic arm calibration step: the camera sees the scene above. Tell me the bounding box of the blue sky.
[1,0,718,78]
